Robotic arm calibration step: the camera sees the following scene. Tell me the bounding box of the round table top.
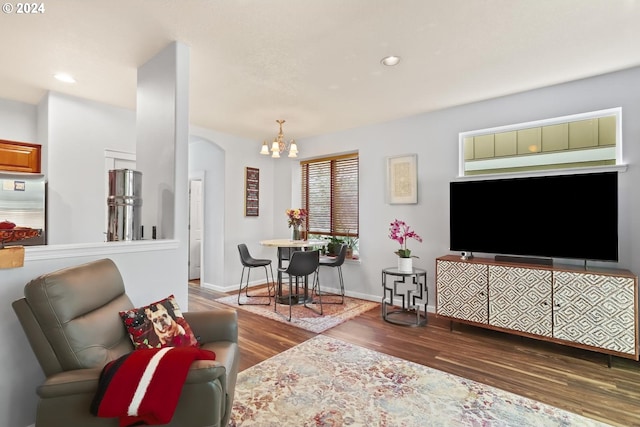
[382,266,427,275]
[260,238,327,248]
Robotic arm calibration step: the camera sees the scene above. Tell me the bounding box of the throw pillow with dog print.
[120,295,199,349]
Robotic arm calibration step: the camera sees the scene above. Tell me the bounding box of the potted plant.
[343,233,358,259]
[388,219,422,272]
[325,235,344,256]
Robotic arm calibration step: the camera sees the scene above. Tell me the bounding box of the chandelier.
[260,119,298,158]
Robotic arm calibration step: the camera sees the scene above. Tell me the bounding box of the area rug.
[215,288,379,333]
[230,335,610,427]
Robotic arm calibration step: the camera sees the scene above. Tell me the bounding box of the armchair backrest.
[14,258,135,375]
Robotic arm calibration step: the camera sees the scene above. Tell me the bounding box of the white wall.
[189,125,279,288]
[44,92,136,244]
[137,42,190,241]
[0,98,37,142]
[296,66,640,304]
[188,137,225,286]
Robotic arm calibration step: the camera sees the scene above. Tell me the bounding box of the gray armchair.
[12,258,239,427]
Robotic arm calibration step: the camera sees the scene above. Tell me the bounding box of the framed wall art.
[244,167,259,216]
[386,154,417,204]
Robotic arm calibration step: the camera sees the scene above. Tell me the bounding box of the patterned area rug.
[230,335,610,427]
[216,288,379,333]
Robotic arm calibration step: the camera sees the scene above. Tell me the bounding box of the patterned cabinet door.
[436,260,488,324]
[488,266,552,337]
[553,271,636,355]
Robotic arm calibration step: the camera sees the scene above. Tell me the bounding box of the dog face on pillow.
[145,303,186,345]
[120,295,199,349]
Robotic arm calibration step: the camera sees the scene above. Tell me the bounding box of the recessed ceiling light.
[54,73,76,83]
[380,56,401,66]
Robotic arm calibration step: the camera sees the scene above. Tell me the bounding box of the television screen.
[449,172,618,262]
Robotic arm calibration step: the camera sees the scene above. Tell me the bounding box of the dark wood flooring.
[188,283,640,427]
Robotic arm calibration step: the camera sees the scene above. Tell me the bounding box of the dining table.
[260,238,327,304]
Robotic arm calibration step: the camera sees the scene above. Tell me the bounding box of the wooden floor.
[188,283,640,427]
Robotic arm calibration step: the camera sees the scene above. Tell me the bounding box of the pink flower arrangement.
[286,208,307,228]
[388,219,422,258]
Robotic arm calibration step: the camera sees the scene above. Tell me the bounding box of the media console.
[435,255,639,361]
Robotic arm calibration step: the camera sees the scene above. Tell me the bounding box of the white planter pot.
[398,257,413,273]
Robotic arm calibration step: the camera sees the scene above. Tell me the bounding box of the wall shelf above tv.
[458,108,624,177]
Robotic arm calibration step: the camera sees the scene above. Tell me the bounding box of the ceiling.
[1,0,640,141]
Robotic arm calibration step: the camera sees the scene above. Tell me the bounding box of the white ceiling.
[1,0,640,141]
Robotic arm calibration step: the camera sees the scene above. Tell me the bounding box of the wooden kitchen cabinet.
[0,139,42,173]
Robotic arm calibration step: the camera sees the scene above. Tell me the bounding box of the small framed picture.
[386,154,417,204]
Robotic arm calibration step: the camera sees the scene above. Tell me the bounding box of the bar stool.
[237,243,275,305]
[315,243,347,304]
[277,249,321,321]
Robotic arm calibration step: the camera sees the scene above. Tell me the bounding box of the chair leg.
[238,266,271,306]
[274,273,279,313]
[237,267,246,305]
[304,271,323,315]
[315,271,322,314]
[269,264,276,296]
[315,266,345,304]
[288,276,293,321]
[338,266,345,303]
[263,265,276,297]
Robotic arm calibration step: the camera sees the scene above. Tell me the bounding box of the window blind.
[301,153,358,237]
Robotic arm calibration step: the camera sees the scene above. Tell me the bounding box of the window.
[459,108,623,177]
[301,153,358,239]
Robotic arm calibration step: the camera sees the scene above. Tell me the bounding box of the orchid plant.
[388,219,423,258]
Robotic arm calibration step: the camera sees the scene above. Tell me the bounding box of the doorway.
[188,137,225,290]
[188,176,204,281]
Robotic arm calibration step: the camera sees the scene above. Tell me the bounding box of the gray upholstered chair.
[12,258,239,427]
[237,243,275,305]
[277,249,321,321]
[316,243,347,304]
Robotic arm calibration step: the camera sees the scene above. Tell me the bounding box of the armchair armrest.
[184,309,238,344]
[37,368,102,398]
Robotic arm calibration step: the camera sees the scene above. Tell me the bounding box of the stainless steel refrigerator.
[0,172,46,246]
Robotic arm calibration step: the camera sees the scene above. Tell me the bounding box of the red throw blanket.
[91,347,216,426]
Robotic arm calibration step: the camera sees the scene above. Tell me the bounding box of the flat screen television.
[449,171,618,262]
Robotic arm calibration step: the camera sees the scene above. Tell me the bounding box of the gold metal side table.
[381,267,427,326]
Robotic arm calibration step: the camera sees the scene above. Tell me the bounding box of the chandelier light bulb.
[260,141,270,155]
[289,141,298,154]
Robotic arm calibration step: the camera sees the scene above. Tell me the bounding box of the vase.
[397,257,412,273]
[292,224,301,241]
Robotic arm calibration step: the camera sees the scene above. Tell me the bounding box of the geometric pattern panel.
[489,266,552,337]
[436,260,488,324]
[553,271,636,354]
